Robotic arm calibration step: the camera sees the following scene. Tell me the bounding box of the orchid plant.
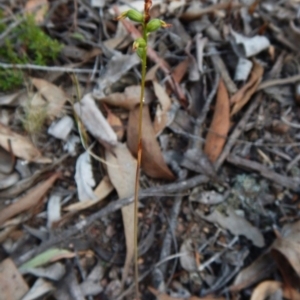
[117,1,170,298]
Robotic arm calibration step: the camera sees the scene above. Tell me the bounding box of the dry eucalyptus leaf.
[31,78,68,119]
[230,61,264,116]
[75,151,97,202]
[74,93,117,149]
[180,238,198,272]
[25,262,66,281]
[64,176,114,212]
[47,194,61,228]
[0,172,19,190]
[94,53,140,97]
[0,122,50,163]
[153,81,172,135]
[204,79,230,163]
[48,115,74,141]
[0,258,29,300]
[127,105,175,180]
[105,142,137,286]
[22,278,54,300]
[271,220,300,284]
[0,90,23,106]
[96,85,141,110]
[231,30,270,57]
[250,281,282,300]
[79,263,104,296]
[198,207,265,247]
[0,173,59,225]
[234,58,253,81]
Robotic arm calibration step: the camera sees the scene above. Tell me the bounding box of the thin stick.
[0,62,99,73]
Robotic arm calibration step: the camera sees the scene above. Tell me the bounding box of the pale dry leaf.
[127,105,175,180]
[230,62,264,116]
[31,78,68,119]
[231,30,270,57]
[74,93,117,149]
[250,281,282,300]
[204,79,230,163]
[153,81,172,135]
[75,151,97,202]
[0,90,23,106]
[96,85,141,110]
[48,115,74,140]
[105,142,137,286]
[64,176,114,212]
[234,58,253,81]
[0,258,29,300]
[198,207,265,247]
[0,122,50,163]
[25,262,65,281]
[180,238,198,272]
[47,194,61,228]
[21,278,54,300]
[79,262,104,296]
[94,53,140,97]
[0,172,19,190]
[0,173,59,225]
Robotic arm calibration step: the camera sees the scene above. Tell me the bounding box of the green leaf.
[19,248,74,273]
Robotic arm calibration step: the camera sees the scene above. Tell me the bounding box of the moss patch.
[0,13,63,91]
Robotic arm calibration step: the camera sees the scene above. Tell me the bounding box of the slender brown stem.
[133,22,148,300]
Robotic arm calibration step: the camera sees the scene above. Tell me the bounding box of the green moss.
[0,69,23,92]
[0,13,63,91]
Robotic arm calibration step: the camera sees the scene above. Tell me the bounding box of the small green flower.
[136,47,146,59]
[133,38,146,50]
[146,19,171,33]
[116,9,144,23]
